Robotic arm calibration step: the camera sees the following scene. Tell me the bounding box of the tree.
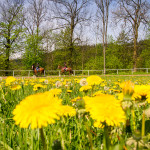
[94,0,112,74]
[0,0,24,72]
[23,0,47,69]
[43,30,55,70]
[48,0,91,67]
[24,0,47,36]
[113,0,150,71]
[53,27,79,69]
[116,30,133,68]
[23,34,45,69]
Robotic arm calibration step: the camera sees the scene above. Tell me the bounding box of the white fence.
[0,68,150,77]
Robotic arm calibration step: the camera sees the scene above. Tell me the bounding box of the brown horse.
[58,65,73,75]
[32,65,44,76]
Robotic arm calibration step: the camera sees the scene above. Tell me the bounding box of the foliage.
[0,0,24,71]
[23,34,45,69]
[0,54,5,70]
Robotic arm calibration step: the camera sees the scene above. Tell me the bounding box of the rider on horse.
[64,62,67,72]
[36,63,40,71]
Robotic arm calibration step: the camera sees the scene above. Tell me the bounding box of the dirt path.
[1,74,150,79]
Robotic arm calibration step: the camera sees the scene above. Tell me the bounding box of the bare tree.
[95,0,112,74]
[48,0,91,67]
[113,0,150,71]
[24,0,47,36]
[0,0,24,71]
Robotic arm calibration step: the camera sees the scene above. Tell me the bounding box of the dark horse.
[32,64,44,76]
[58,65,73,75]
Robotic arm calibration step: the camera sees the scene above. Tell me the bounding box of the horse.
[32,65,44,76]
[58,65,73,76]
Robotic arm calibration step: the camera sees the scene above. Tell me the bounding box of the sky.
[89,0,149,44]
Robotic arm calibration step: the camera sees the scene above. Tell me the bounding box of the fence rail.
[0,68,150,77]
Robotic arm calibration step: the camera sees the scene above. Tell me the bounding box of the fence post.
[88,70,89,76]
[13,71,14,77]
[117,69,118,74]
[146,68,148,73]
[132,69,134,75]
[59,71,60,76]
[73,70,75,76]
[44,70,45,76]
[28,71,30,77]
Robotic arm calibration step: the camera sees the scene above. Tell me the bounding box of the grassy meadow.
[1,75,150,150]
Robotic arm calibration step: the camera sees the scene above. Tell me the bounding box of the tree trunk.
[102,8,106,75]
[5,49,10,70]
[69,17,74,68]
[5,29,11,75]
[133,37,137,72]
[133,22,138,72]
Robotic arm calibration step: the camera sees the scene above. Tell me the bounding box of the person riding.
[32,64,35,70]
[36,63,40,71]
[64,62,67,71]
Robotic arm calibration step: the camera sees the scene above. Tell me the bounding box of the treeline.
[8,36,150,71]
[0,0,150,72]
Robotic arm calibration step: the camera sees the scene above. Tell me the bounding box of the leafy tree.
[23,34,45,69]
[0,54,5,70]
[54,27,80,68]
[0,0,24,72]
[137,39,150,68]
[115,31,133,68]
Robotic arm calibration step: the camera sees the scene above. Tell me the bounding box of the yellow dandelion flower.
[116,93,124,101]
[93,91,103,96]
[71,96,82,102]
[79,85,92,92]
[146,94,150,103]
[87,75,102,86]
[11,85,21,91]
[132,85,150,101]
[84,94,125,127]
[120,81,134,96]
[100,83,105,87]
[30,82,35,85]
[5,76,16,86]
[58,105,76,117]
[76,79,80,83]
[113,85,117,89]
[13,93,63,129]
[49,88,62,96]
[115,82,121,85]
[67,90,72,93]
[39,79,46,83]
[94,121,104,128]
[33,84,46,91]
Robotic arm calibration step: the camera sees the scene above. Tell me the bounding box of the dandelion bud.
[121,81,134,96]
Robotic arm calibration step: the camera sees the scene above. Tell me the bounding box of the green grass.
[0,76,150,149]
